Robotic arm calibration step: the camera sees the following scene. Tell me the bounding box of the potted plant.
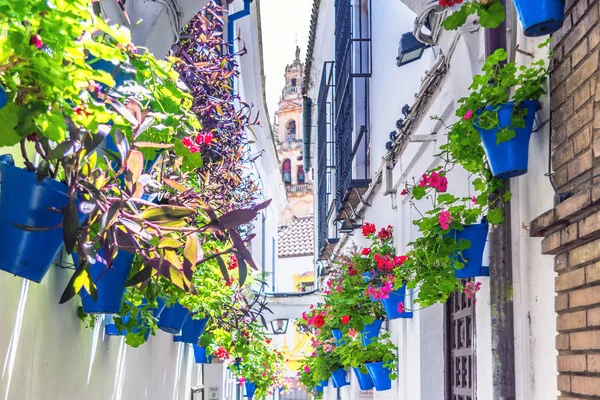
[173,314,209,344]
[106,287,168,347]
[356,223,413,319]
[444,42,550,179]
[363,338,398,391]
[337,332,398,391]
[194,333,216,364]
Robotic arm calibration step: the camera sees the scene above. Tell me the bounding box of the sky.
[260,0,313,123]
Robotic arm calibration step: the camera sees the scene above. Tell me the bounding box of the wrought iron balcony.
[317,61,335,255]
[286,184,312,193]
[333,0,372,223]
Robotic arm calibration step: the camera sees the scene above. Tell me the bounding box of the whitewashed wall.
[309,0,558,399]
[0,268,203,400]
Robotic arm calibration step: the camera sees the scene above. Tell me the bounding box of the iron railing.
[286,183,312,193]
[317,61,335,253]
[334,0,372,212]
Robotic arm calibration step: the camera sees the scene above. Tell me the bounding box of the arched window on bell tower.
[282,159,292,184]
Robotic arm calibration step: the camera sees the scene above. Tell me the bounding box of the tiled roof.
[278,215,314,257]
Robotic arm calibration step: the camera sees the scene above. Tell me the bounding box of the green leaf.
[487,207,505,225]
[0,103,23,147]
[478,0,506,29]
[139,205,196,221]
[441,6,470,30]
[411,185,426,200]
[496,127,516,144]
[157,237,183,249]
[501,191,512,203]
[42,112,67,143]
[174,141,203,170]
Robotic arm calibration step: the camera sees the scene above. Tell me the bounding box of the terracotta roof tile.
[277,215,314,257]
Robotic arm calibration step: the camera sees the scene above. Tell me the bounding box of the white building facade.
[0,1,285,399]
[302,0,560,399]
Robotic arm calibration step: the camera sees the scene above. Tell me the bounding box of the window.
[291,78,297,87]
[297,165,305,184]
[282,159,292,183]
[286,120,297,142]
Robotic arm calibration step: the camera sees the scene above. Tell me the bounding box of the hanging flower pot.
[0,84,7,109]
[380,285,412,320]
[244,381,257,399]
[513,0,565,37]
[475,100,538,179]
[365,362,393,391]
[353,367,375,391]
[174,316,209,344]
[330,368,349,388]
[450,222,489,278]
[158,303,190,334]
[193,345,213,364]
[331,329,345,345]
[0,160,85,282]
[362,272,374,282]
[361,319,383,346]
[319,379,329,387]
[78,250,135,314]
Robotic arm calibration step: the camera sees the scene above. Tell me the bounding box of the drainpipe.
[227,0,252,46]
[302,96,313,172]
[485,1,516,399]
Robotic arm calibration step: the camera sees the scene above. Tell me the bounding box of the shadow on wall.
[0,266,200,400]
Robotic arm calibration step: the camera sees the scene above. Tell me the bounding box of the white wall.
[0,268,202,400]
[275,255,314,293]
[312,0,558,399]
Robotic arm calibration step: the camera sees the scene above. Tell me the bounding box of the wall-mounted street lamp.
[396,32,430,67]
[270,318,290,335]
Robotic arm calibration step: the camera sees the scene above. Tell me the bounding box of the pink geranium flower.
[464,110,473,120]
[438,210,454,230]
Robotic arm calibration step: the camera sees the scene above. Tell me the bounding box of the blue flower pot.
[330,368,349,388]
[319,379,329,387]
[0,84,7,109]
[244,381,256,398]
[365,362,393,391]
[158,303,190,334]
[0,162,85,282]
[193,345,213,364]
[450,223,489,278]
[88,58,134,88]
[331,329,345,345]
[174,316,209,344]
[105,322,124,336]
[353,367,375,391]
[380,285,413,320]
[78,250,134,314]
[361,319,383,346]
[513,0,565,37]
[475,100,537,179]
[362,272,374,282]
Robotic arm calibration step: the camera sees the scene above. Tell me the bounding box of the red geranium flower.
[362,222,376,236]
[361,248,372,256]
[313,315,325,328]
[341,315,350,324]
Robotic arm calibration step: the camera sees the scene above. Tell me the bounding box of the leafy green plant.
[440,0,505,30]
[337,333,398,378]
